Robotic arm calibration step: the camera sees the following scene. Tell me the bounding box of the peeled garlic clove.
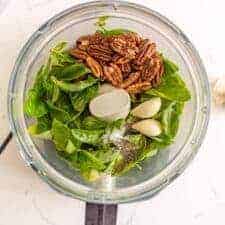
[131,97,161,118]
[132,119,162,137]
[89,89,130,121]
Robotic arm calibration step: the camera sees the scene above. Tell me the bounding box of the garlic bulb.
[131,97,161,118]
[212,76,225,105]
[132,119,162,137]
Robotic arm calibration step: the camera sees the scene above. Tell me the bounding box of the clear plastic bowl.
[8,1,210,203]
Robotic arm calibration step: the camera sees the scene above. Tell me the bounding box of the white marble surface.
[0,0,225,224]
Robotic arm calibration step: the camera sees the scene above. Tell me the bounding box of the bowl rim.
[8,0,211,204]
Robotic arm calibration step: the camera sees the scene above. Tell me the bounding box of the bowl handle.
[85,203,117,225]
[0,131,13,154]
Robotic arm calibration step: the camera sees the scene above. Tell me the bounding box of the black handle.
[85,203,118,225]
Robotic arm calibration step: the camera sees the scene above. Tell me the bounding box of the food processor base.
[85,203,117,225]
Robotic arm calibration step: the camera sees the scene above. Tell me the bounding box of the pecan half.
[110,36,138,59]
[119,63,131,75]
[134,41,156,65]
[112,55,131,64]
[131,63,144,71]
[121,71,141,88]
[86,56,103,78]
[76,35,90,51]
[70,48,88,60]
[125,81,151,94]
[110,36,126,52]
[98,60,108,67]
[151,63,164,87]
[123,32,142,46]
[89,32,112,47]
[142,55,164,83]
[103,66,117,86]
[87,44,113,62]
[89,32,105,45]
[103,63,123,87]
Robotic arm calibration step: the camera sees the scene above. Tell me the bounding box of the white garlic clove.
[89,89,130,121]
[131,97,162,118]
[132,119,162,137]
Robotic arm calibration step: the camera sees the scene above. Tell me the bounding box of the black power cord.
[0,132,13,154]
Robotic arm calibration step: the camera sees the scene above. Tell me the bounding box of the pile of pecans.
[70,32,164,94]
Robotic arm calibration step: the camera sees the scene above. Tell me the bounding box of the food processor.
[6,1,210,224]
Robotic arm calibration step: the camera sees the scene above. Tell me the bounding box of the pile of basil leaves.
[24,40,191,181]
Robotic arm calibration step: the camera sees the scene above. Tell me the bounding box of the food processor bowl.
[8,0,210,204]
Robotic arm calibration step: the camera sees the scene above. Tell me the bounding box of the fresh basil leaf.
[28,127,52,140]
[79,151,105,170]
[93,144,117,164]
[28,114,52,139]
[81,169,101,182]
[33,59,52,93]
[69,113,83,129]
[105,119,125,135]
[51,75,98,92]
[52,42,67,52]
[33,66,47,92]
[43,79,55,100]
[47,101,72,124]
[57,64,91,81]
[95,16,133,37]
[162,101,184,138]
[112,156,135,176]
[65,140,77,154]
[49,66,64,77]
[126,134,147,149]
[98,28,133,36]
[145,58,191,102]
[111,119,125,129]
[82,116,107,130]
[59,150,105,181]
[67,149,105,173]
[51,119,72,150]
[95,16,110,28]
[51,119,80,152]
[24,89,48,118]
[32,114,51,131]
[70,84,99,112]
[50,42,75,67]
[145,72,191,102]
[54,93,74,114]
[32,61,57,101]
[137,142,159,162]
[163,58,179,75]
[71,129,104,145]
[105,151,122,174]
[52,84,60,103]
